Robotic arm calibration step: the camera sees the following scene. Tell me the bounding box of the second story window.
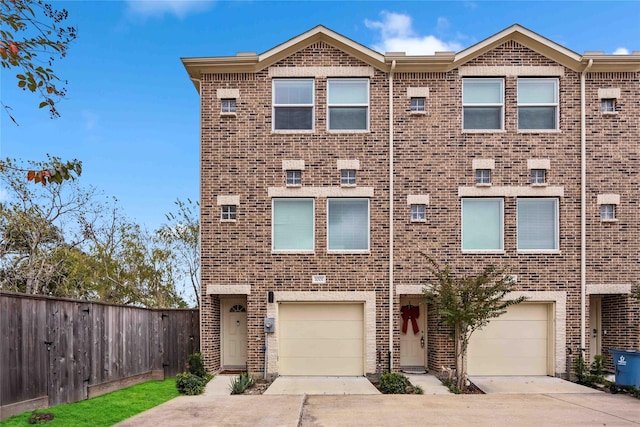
[221,98,236,113]
[530,169,546,185]
[286,170,302,186]
[600,204,615,221]
[475,169,491,185]
[221,205,237,221]
[328,78,369,130]
[340,169,356,186]
[410,97,426,112]
[410,204,426,222]
[518,78,559,130]
[462,78,504,130]
[273,79,313,130]
[601,98,615,113]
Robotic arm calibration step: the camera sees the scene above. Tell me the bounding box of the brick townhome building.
[182,25,639,378]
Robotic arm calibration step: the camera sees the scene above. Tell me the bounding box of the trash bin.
[609,349,640,387]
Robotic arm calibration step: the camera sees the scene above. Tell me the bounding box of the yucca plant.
[229,372,254,395]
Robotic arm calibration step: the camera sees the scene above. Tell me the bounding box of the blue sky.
[2,0,639,231]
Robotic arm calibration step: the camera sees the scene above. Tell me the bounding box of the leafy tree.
[158,199,200,306]
[1,0,76,120]
[421,254,526,391]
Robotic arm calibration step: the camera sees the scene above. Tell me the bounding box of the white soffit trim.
[459,66,565,76]
[269,66,374,77]
[406,195,429,205]
[472,159,495,170]
[597,194,620,205]
[406,87,429,98]
[458,186,564,197]
[268,186,374,198]
[216,195,240,205]
[206,284,251,295]
[527,159,551,170]
[216,88,240,99]
[337,159,360,170]
[586,283,632,294]
[597,88,621,99]
[282,159,305,170]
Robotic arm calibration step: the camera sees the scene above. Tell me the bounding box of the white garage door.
[279,303,364,376]
[468,303,551,375]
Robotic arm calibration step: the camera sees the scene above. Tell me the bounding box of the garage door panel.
[476,320,547,339]
[279,303,364,376]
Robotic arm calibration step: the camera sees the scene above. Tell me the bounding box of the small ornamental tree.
[421,254,526,391]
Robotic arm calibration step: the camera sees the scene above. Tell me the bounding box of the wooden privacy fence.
[0,291,199,420]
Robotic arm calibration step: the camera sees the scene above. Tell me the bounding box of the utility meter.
[264,317,275,333]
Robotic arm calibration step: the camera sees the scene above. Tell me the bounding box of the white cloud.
[365,11,463,55]
[612,47,630,55]
[125,0,213,19]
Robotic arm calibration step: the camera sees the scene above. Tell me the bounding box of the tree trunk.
[455,323,465,391]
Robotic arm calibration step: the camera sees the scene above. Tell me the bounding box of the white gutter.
[388,60,396,371]
[191,76,204,355]
[580,59,593,356]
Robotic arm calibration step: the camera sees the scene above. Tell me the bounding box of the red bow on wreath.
[401,304,420,334]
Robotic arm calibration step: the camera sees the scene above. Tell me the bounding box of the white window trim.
[286,170,302,187]
[327,78,369,132]
[410,97,426,114]
[516,197,560,253]
[327,198,370,253]
[462,78,504,132]
[220,205,237,222]
[461,198,504,253]
[340,169,357,187]
[517,78,559,132]
[272,78,315,132]
[220,98,237,116]
[271,198,315,254]
[530,169,547,186]
[410,204,426,222]
[600,204,617,222]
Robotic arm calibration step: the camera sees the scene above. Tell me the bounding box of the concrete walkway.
[202,374,234,396]
[405,374,451,395]
[470,375,602,394]
[263,376,380,395]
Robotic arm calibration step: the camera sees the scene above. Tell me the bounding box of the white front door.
[399,298,425,367]
[589,296,602,363]
[222,298,247,368]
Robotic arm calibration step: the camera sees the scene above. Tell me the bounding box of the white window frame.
[530,169,546,185]
[272,79,314,131]
[517,198,559,252]
[475,169,491,185]
[517,78,559,130]
[340,169,356,186]
[221,98,236,114]
[272,198,315,253]
[286,170,302,187]
[601,98,615,114]
[461,198,504,252]
[410,97,426,113]
[327,78,369,131]
[221,205,236,221]
[600,204,616,221]
[327,198,370,252]
[410,204,426,222]
[462,78,504,131]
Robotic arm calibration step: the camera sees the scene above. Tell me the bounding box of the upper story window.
[600,204,615,221]
[410,204,426,222]
[327,78,369,131]
[461,198,503,251]
[273,79,314,130]
[410,97,426,113]
[272,198,314,252]
[221,205,237,221]
[517,198,559,251]
[462,78,504,130]
[517,78,559,130]
[601,98,615,113]
[327,198,369,251]
[475,169,491,185]
[340,169,356,186]
[530,169,546,185]
[286,170,302,187]
[221,98,236,114]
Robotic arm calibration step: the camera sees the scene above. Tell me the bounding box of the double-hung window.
[273,79,314,130]
[327,198,369,251]
[272,198,314,252]
[327,79,369,130]
[517,198,559,251]
[461,198,503,251]
[286,170,302,187]
[221,99,236,114]
[462,78,504,130]
[340,169,356,186]
[518,78,559,130]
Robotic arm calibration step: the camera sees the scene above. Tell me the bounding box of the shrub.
[176,372,207,395]
[188,352,207,378]
[229,372,254,395]
[379,373,409,394]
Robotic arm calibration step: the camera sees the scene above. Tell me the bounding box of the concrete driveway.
[263,376,380,395]
[470,375,602,394]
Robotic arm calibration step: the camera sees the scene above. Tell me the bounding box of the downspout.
[191,76,204,358]
[580,59,593,358]
[388,60,397,373]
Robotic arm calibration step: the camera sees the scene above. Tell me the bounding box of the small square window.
[475,169,491,185]
[286,170,302,186]
[600,204,615,221]
[411,204,426,222]
[340,169,356,186]
[410,97,425,112]
[221,99,236,113]
[221,205,236,221]
[601,99,615,113]
[530,169,546,185]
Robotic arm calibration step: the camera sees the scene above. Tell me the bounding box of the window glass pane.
[273,199,313,251]
[329,107,367,130]
[518,106,556,129]
[274,107,313,130]
[518,79,557,103]
[517,199,558,250]
[274,80,313,104]
[463,79,503,104]
[328,199,369,250]
[462,199,502,250]
[463,107,501,130]
[328,80,368,104]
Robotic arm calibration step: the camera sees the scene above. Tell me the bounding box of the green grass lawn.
[1,378,179,426]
